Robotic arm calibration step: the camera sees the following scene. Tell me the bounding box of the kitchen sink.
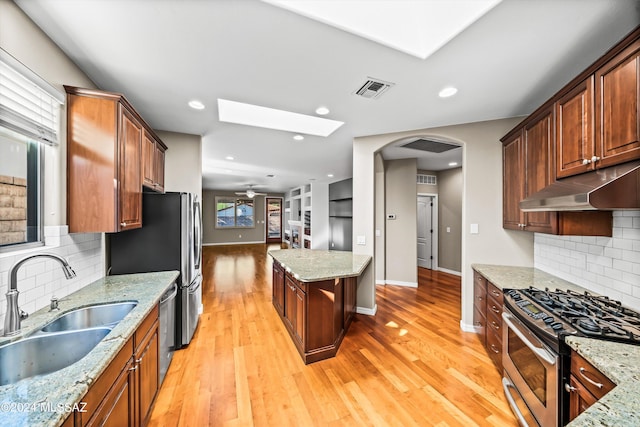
[0,327,111,386]
[40,301,137,333]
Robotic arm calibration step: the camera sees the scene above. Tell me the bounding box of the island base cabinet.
[275,268,358,364]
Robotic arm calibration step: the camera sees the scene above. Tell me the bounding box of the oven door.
[502,309,559,427]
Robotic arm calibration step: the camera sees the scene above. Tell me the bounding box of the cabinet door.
[502,132,524,230]
[154,143,166,192]
[86,359,135,427]
[523,109,557,233]
[118,105,143,231]
[556,77,595,178]
[595,40,640,168]
[284,276,297,332]
[343,277,357,327]
[568,375,598,422]
[272,264,285,316]
[142,130,155,189]
[136,323,159,427]
[294,285,305,348]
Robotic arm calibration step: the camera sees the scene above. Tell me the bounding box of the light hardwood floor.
[149,244,517,427]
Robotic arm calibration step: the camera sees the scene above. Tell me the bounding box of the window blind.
[0,49,64,146]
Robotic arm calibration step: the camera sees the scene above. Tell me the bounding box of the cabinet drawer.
[486,327,503,370]
[487,309,502,337]
[473,273,487,312]
[571,352,615,399]
[487,283,503,305]
[473,306,486,345]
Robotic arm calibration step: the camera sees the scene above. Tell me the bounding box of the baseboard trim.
[384,280,418,288]
[438,267,461,277]
[203,241,265,246]
[356,304,377,316]
[375,280,386,285]
[460,320,481,334]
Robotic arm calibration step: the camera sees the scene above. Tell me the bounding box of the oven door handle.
[502,312,556,366]
[502,377,530,427]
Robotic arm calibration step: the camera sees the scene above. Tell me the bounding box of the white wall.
[0,0,104,332]
[353,117,534,324]
[535,210,640,310]
[375,153,385,284]
[156,130,202,199]
[438,167,463,273]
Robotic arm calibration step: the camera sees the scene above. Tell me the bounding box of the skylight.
[218,99,344,137]
[263,0,502,60]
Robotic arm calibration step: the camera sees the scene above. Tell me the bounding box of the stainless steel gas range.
[501,287,640,427]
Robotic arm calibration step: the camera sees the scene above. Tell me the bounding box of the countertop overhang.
[268,249,371,282]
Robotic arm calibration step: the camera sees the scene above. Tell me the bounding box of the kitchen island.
[269,249,371,364]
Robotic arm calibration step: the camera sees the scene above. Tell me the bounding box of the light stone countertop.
[0,271,179,427]
[268,249,371,282]
[471,264,640,426]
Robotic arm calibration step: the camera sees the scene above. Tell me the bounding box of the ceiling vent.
[402,138,460,153]
[354,77,395,99]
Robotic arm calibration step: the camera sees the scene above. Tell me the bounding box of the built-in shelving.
[283,182,329,250]
[329,178,353,251]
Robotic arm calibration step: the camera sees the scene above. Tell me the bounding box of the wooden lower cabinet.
[473,270,503,372]
[76,306,159,427]
[567,350,616,422]
[273,264,358,364]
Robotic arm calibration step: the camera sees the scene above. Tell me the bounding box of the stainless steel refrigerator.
[109,192,203,356]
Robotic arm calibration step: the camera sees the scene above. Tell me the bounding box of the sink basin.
[0,327,111,386]
[41,301,137,332]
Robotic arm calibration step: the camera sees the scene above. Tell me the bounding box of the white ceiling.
[14,0,640,193]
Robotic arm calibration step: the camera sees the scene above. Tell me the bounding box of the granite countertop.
[0,271,179,427]
[268,249,371,282]
[472,264,640,426]
[565,337,640,426]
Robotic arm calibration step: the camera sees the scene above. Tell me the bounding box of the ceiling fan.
[235,185,267,199]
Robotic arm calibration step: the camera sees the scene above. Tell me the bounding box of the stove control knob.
[544,317,554,324]
[537,313,547,320]
[551,322,564,330]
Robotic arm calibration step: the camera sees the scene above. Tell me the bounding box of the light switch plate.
[357,235,366,245]
[375,229,381,237]
[470,224,479,234]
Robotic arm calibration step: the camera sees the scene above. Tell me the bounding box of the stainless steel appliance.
[502,287,640,426]
[109,192,203,350]
[159,282,177,384]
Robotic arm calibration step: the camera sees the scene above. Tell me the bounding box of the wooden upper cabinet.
[523,108,556,233]
[556,77,595,178]
[142,129,166,193]
[502,132,524,230]
[66,86,166,232]
[595,38,640,168]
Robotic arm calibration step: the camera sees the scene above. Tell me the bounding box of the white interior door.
[417,196,433,269]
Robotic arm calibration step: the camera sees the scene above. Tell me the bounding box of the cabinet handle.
[491,290,501,297]
[579,367,603,389]
[565,383,577,393]
[582,158,592,165]
[136,358,143,364]
[491,321,500,330]
[120,222,127,227]
[491,305,501,314]
[129,365,138,371]
[476,296,483,301]
[490,344,500,354]
[591,155,600,163]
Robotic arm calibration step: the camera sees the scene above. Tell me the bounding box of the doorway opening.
[417,194,437,270]
[266,197,283,243]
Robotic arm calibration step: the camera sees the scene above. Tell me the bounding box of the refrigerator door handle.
[194,200,202,270]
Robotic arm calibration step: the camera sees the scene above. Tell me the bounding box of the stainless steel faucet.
[3,253,76,336]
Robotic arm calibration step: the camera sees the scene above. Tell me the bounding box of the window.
[0,49,63,251]
[215,197,255,228]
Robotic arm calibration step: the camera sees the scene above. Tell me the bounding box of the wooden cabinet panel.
[142,131,155,188]
[118,106,143,231]
[343,276,357,328]
[474,270,504,372]
[595,40,640,168]
[502,133,524,230]
[284,275,297,333]
[272,262,285,316]
[556,77,595,178]
[294,285,305,348]
[568,374,598,421]
[86,358,134,427]
[135,322,159,427]
[154,143,166,192]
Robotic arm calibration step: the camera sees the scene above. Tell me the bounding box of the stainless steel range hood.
[520,160,640,212]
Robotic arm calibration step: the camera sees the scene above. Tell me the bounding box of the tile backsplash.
[535,210,640,311]
[0,226,104,332]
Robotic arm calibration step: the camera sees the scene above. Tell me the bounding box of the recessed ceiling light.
[188,100,205,110]
[293,134,305,141]
[315,106,330,115]
[327,173,334,178]
[438,87,458,98]
[218,99,344,137]
[225,156,235,160]
[448,162,458,166]
[223,169,233,173]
